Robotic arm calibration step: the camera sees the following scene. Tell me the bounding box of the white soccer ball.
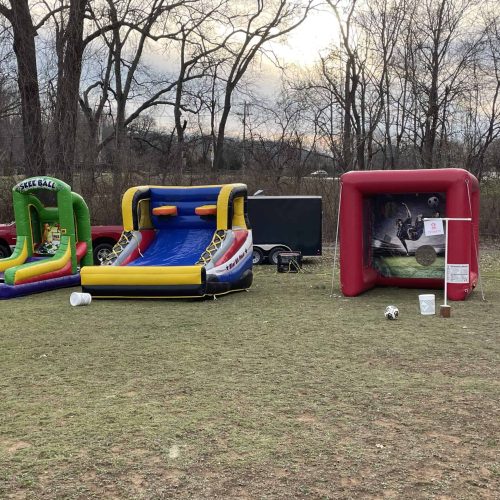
[427,196,440,209]
[384,305,399,320]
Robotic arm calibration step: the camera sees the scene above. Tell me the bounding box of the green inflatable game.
[0,176,93,299]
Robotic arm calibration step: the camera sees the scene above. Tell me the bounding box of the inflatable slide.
[81,184,253,298]
[0,177,93,299]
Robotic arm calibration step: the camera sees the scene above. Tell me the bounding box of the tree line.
[0,0,499,186]
[280,0,500,181]
[0,0,313,181]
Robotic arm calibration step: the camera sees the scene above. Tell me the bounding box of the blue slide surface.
[128,228,214,266]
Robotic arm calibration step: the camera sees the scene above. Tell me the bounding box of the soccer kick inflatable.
[0,176,93,299]
[81,184,253,298]
[339,168,479,301]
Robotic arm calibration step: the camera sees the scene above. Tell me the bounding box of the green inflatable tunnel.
[0,176,93,299]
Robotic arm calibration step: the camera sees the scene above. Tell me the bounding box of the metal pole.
[423,217,472,309]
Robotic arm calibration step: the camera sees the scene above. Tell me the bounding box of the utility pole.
[242,101,247,172]
[97,112,103,164]
[209,142,214,169]
[237,101,252,173]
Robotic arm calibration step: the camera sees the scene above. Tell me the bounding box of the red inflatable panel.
[339,168,479,300]
[215,230,249,266]
[121,230,156,266]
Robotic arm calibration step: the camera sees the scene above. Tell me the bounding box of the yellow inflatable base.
[81,265,204,286]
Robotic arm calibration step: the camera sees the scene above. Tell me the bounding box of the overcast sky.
[140,5,339,135]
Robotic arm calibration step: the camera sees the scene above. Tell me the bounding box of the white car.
[309,170,329,177]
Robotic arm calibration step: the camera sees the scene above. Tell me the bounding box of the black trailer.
[247,195,322,264]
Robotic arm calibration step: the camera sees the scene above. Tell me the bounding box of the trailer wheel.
[252,247,264,265]
[268,246,287,265]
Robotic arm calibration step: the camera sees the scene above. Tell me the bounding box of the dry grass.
[0,248,499,499]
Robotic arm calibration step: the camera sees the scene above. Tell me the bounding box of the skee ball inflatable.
[0,177,93,299]
[81,184,253,298]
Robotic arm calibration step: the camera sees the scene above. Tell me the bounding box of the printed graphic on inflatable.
[0,176,93,299]
[36,223,62,255]
[371,193,446,279]
[81,184,253,298]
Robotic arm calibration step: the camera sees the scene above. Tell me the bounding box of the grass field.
[0,249,499,499]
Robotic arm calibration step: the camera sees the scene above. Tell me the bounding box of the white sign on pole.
[424,218,444,236]
[447,264,470,284]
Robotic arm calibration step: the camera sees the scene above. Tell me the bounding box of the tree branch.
[34,5,69,32]
[0,4,11,20]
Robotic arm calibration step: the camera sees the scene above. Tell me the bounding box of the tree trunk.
[174,35,187,145]
[7,0,46,175]
[78,119,99,201]
[213,87,233,170]
[54,0,88,184]
[421,0,446,169]
[342,59,353,170]
[422,71,439,168]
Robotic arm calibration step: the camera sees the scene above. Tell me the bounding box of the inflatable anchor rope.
[330,181,343,298]
[211,287,250,298]
[286,260,305,273]
[132,231,144,258]
[274,262,309,274]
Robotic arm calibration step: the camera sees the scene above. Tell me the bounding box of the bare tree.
[0,26,21,175]
[0,0,51,174]
[211,0,315,170]
[286,0,493,173]
[404,0,482,167]
[462,14,500,180]
[79,1,224,158]
[247,95,318,184]
[50,0,88,180]
[356,0,408,168]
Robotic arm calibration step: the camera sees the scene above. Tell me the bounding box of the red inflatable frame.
[339,168,479,300]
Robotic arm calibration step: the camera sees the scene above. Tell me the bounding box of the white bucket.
[418,294,435,315]
[70,292,92,307]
